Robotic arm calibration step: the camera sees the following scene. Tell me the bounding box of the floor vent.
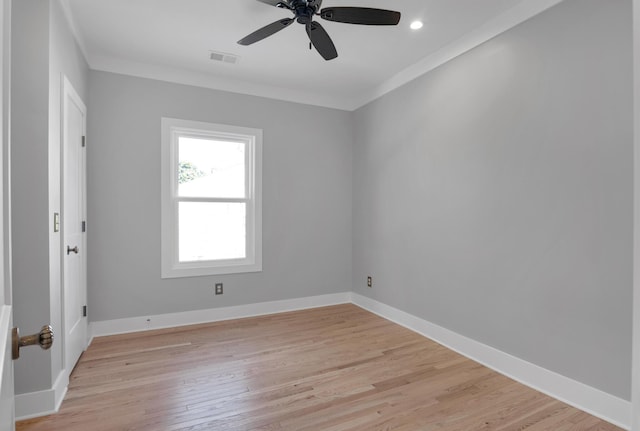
[209,51,240,64]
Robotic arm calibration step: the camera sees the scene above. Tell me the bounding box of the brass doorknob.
[12,325,54,360]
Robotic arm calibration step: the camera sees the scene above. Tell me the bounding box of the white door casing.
[633,0,640,429]
[0,0,13,428]
[62,76,87,375]
[0,306,13,431]
[0,308,13,431]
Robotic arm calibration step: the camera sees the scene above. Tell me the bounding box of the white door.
[0,0,14,428]
[62,77,87,374]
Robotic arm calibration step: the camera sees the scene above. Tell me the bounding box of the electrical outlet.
[215,283,224,295]
[367,276,372,288]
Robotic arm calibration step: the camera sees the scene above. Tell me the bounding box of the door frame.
[633,0,640,429]
[61,75,88,376]
[0,0,13,428]
[631,0,640,431]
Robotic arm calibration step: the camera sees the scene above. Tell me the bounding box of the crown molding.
[90,54,355,111]
[351,0,566,109]
[62,0,566,112]
[57,0,91,64]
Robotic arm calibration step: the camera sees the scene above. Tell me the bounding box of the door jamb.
[632,0,640,429]
[60,75,87,378]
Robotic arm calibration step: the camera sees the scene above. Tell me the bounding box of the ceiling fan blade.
[255,0,285,6]
[320,7,401,25]
[306,21,338,61]
[238,18,294,46]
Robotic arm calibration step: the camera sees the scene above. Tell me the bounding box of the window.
[161,118,262,278]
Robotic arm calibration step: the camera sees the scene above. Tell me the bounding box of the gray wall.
[87,72,353,321]
[11,0,52,395]
[11,0,634,406]
[11,0,89,395]
[352,0,633,399]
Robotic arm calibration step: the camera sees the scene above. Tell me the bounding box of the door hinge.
[82,305,87,317]
[81,135,86,147]
[82,221,86,233]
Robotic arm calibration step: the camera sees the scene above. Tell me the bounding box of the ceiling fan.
[237,0,401,61]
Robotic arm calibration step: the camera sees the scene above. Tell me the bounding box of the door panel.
[62,77,87,373]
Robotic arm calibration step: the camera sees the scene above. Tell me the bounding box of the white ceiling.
[61,0,564,110]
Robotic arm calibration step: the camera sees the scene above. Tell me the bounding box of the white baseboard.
[15,390,54,421]
[351,293,632,430]
[16,291,632,429]
[90,292,352,339]
[18,292,352,421]
[15,370,68,421]
[54,369,69,413]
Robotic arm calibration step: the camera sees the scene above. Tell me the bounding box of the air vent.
[209,51,240,65]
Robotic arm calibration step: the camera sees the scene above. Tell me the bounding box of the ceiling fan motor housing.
[291,0,317,24]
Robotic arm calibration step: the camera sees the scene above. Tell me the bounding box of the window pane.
[178,136,245,198]
[178,202,246,262]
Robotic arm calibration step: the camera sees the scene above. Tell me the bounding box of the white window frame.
[161,118,262,278]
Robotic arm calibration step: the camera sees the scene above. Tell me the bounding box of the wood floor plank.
[16,304,624,431]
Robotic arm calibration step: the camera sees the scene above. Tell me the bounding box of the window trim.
[161,117,262,278]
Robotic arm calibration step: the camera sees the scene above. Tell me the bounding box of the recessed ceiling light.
[410,21,424,30]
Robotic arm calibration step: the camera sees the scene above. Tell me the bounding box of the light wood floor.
[17,304,623,431]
